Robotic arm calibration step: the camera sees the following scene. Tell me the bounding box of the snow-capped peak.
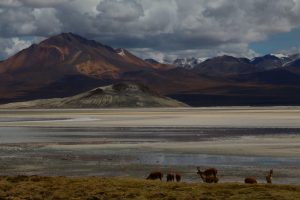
[270,53,288,59]
[174,57,208,69]
[117,48,126,57]
[197,57,208,63]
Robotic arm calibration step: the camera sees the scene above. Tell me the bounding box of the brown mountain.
[0,33,166,100]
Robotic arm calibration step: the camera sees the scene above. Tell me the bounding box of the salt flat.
[0,107,300,128]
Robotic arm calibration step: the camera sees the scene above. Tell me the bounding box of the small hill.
[0,82,187,109]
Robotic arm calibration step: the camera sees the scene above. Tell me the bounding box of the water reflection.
[0,126,300,184]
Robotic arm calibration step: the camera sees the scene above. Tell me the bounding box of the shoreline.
[1,107,300,128]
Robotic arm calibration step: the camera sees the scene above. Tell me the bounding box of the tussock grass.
[0,176,300,200]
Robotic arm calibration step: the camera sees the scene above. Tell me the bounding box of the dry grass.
[1,176,300,200]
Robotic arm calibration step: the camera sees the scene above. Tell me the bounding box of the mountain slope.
[0,82,187,108]
[0,33,160,99]
[0,33,148,79]
[286,56,300,67]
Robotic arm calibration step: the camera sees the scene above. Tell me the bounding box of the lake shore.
[1,107,300,128]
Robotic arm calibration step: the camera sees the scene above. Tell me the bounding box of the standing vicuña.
[175,173,181,182]
[166,173,175,182]
[197,167,219,183]
[266,169,273,184]
[167,173,181,182]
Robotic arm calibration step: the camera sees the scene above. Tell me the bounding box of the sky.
[0,0,300,62]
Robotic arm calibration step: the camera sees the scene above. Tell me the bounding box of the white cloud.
[129,48,168,63]
[0,37,31,59]
[4,38,32,56]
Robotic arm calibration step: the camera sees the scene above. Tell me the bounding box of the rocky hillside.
[0,82,187,109]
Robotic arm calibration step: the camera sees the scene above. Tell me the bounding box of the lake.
[0,107,300,184]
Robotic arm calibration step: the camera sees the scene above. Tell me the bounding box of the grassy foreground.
[0,176,300,200]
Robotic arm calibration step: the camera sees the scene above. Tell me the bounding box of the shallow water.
[0,126,300,184]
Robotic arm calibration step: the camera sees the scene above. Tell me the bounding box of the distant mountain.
[270,53,290,60]
[230,67,300,85]
[173,57,207,69]
[0,82,187,108]
[193,55,255,76]
[251,54,290,71]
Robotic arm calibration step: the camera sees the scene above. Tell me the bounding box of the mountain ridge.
[1,33,300,106]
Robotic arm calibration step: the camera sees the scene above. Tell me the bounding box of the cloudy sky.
[0,0,300,62]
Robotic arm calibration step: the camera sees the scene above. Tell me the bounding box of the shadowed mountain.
[0,82,187,109]
[251,54,288,71]
[230,67,300,85]
[193,55,256,76]
[286,56,300,67]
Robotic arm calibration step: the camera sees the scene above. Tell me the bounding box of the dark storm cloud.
[1,0,300,60]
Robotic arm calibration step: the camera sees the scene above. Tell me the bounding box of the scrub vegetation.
[0,176,300,200]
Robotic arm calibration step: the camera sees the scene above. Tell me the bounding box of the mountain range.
[174,53,297,72]
[1,32,300,106]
